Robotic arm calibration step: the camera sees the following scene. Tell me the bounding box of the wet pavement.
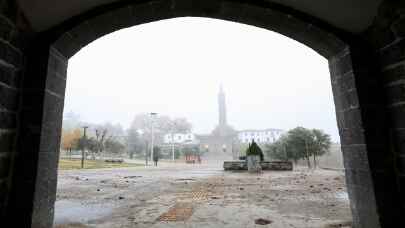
[54,201,114,225]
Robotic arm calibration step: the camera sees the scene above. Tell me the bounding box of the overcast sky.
[65,17,340,142]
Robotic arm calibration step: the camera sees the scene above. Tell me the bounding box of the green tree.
[105,138,125,155]
[246,140,264,161]
[311,129,332,168]
[126,128,143,159]
[74,137,98,157]
[265,135,292,161]
[266,127,332,168]
[284,127,314,168]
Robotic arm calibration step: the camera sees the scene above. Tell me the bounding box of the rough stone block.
[53,33,82,58]
[339,127,366,145]
[130,1,169,26]
[368,26,396,50]
[396,155,405,173]
[346,184,380,228]
[148,0,176,20]
[0,179,7,211]
[260,161,293,171]
[0,155,10,178]
[0,130,14,153]
[0,1,18,22]
[48,48,68,77]
[247,155,262,173]
[67,22,97,49]
[385,83,405,104]
[224,161,293,171]
[0,40,22,67]
[345,168,374,189]
[392,129,405,156]
[338,71,356,92]
[392,16,405,39]
[0,85,19,111]
[0,16,13,41]
[341,144,370,170]
[379,38,405,66]
[333,52,353,76]
[340,91,360,111]
[110,6,134,29]
[223,161,246,170]
[0,64,17,88]
[0,112,16,129]
[45,71,66,96]
[388,105,405,128]
[173,0,221,17]
[383,63,405,84]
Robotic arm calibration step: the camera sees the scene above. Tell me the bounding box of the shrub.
[246,140,264,161]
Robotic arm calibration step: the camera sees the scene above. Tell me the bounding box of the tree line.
[61,112,193,159]
[265,127,332,168]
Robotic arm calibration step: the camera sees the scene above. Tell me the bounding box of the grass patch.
[58,159,142,170]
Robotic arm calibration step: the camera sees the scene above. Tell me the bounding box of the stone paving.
[54,162,352,228]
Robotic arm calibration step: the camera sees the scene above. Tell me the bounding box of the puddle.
[336,192,349,201]
[175,178,197,182]
[53,200,114,226]
[123,175,142,179]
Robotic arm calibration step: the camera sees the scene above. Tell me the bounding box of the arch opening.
[10,1,385,228]
[53,17,352,227]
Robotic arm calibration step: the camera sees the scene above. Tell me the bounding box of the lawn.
[58,159,143,170]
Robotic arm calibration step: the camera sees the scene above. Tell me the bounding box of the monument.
[196,85,239,160]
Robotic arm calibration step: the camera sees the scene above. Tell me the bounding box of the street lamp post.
[171,122,176,161]
[171,133,175,161]
[150,112,158,163]
[81,126,89,169]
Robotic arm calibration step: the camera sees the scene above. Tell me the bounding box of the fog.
[65,17,339,142]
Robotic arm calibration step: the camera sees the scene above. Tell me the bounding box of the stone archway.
[2,0,402,227]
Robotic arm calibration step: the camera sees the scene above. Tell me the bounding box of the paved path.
[54,163,352,228]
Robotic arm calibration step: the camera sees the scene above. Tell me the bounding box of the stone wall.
[369,0,405,215]
[329,44,390,228]
[0,3,66,226]
[223,161,293,171]
[7,44,67,227]
[0,0,28,219]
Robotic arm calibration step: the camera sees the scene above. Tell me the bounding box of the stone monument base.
[224,161,293,171]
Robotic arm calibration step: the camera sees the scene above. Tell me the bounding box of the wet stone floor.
[54,163,352,228]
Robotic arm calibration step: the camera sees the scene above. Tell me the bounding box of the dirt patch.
[157,203,194,221]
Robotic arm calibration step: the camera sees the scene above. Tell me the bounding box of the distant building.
[163,85,285,161]
[238,129,284,144]
[196,85,238,160]
[164,133,196,144]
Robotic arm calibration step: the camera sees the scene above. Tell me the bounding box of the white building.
[238,129,284,144]
[164,133,197,144]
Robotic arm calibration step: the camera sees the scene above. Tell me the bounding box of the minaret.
[218,84,227,129]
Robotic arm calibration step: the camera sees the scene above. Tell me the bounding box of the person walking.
[153,146,160,166]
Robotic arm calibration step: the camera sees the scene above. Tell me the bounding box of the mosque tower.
[218,84,227,129]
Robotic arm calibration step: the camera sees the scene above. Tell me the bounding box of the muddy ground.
[54,162,352,228]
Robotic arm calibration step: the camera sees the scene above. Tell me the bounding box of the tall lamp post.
[81,126,89,169]
[171,122,176,161]
[150,112,158,163]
